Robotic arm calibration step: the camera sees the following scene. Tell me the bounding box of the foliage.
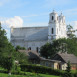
[20,64,65,76]
[13,51,28,65]
[66,61,71,73]
[67,25,76,39]
[15,45,26,51]
[61,61,74,77]
[0,25,8,50]
[40,38,77,58]
[62,72,74,77]
[0,56,14,73]
[0,24,28,74]
[0,72,60,77]
[40,43,55,59]
[0,23,15,74]
[74,73,77,77]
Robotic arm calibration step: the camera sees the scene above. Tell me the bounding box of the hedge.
[20,64,65,76]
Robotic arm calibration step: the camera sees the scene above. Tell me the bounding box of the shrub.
[20,64,64,76]
[74,72,77,77]
[62,72,74,77]
[0,56,14,74]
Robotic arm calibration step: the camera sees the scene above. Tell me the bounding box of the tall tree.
[40,38,77,58]
[0,23,14,74]
[0,23,28,74]
[40,43,54,59]
[0,24,8,52]
[67,24,77,39]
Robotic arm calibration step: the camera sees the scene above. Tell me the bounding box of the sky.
[0,0,77,39]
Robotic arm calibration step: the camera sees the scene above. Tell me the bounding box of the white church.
[11,10,67,52]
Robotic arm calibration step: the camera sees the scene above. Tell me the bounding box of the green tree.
[66,61,71,73]
[40,42,56,59]
[13,51,28,64]
[67,25,77,39]
[0,23,28,74]
[0,56,14,75]
[61,61,74,77]
[0,23,14,74]
[0,24,8,52]
[15,45,26,51]
[40,38,77,58]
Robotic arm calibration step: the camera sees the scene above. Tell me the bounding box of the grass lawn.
[0,67,60,77]
[0,73,60,77]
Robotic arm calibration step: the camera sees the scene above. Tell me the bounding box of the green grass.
[40,74,60,77]
[0,73,60,77]
[71,70,77,73]
[0,67,60,77]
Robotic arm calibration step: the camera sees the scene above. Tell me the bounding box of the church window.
[57,17,58,20]
[57,28,58,34]
[28,47,31,50]
[52,16,54,20]
[51,28,54,34]
[36,47,39,53]
[59,25,60,31]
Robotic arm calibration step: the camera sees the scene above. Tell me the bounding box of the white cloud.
[1,16,23,28]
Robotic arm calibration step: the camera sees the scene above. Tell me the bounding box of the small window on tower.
[51,28,54,34]
[57,28,58,34]
[57,17,58,20]
[59,25,60,31]
[52,16,54,20]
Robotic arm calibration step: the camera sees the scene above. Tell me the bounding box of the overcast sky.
[0,0,77,39]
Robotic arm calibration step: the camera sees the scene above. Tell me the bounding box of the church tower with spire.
[48,10,67,42]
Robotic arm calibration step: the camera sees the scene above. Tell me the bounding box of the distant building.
[51,53,77,70]
[18,50,40,64]
[18,50,77,70]
[40,53,77,70]
[11,10,67,51]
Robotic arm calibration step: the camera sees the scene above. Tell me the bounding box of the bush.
[62,72,74,77]
[20,64,65,76]
[0,56,14,74]
[74,72,77,77]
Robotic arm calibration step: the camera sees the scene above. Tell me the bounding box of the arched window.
[57,17,58,20]
[28,47,31,50]
[52,16,54,20]
[59,25,60,31]
[36,47,39,53]
[51,28,54,34]
[57,28,58,34]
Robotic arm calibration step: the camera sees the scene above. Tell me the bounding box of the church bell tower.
[48,10,58,41]
[48,10,67,42]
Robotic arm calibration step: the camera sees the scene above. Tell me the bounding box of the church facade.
[11,11,67,52]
